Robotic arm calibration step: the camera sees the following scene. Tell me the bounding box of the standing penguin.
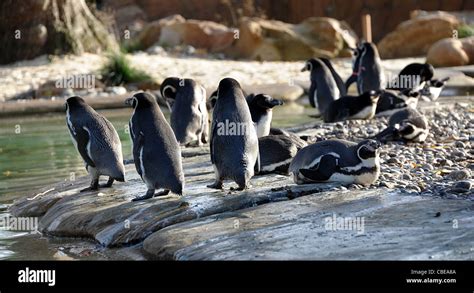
[373,108,429,143]
[323,90,381,123]
[65,96,125,192]
[160,77,209,146]
[345,45,364,92]
[208,78,260,190]
[125,92,185,201]
[320,58,347,96]
[289,139,381,186]
[302,58,340,113]
[357,42,385,94]
[246,93,283,137]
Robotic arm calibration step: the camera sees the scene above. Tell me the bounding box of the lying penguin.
[246,93,284,137]
[386,62,434,91]
[375,89,420,117]
[289,139,381,186]
[258,134,308,175]
[373,108,429,143]
[420,77,449,101]
[160,77,209,146]
[323,90,381,123]
[66,96,125,192]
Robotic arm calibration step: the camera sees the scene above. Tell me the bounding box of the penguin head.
[366,90,382,103]
[430,77,449,88]
[160,77,182,100]
[397,120,416,137]
[125,92,157,109]
[65,96,87,112]
[420,63,435,82]
[217,78,243,100]
[249,94,284,110]
[301,58,320,72]
[357,139,381,160]
[207,89,218,110]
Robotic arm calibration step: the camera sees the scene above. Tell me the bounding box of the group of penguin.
[65,41,448,201]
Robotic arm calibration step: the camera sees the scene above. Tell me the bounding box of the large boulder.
[378,13,460,59]
[427,36,474,67]
[226,17,357,61]
[134,14,235,52]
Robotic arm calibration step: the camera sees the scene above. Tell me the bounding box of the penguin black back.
[302,58,340,112]
[320,58,347,96]
[357,42,385,94]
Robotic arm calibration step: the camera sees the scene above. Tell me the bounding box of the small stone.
[387,157,400,164]
[407,185,421,193]
[454,141,465,148]
[447,169,471,181]
[438,159,453,167]
[401,174,412,180]
[454,180,472,191]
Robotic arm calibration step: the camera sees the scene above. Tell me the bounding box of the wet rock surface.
[8,103,474,260]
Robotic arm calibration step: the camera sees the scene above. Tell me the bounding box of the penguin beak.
[301,66,308,72]
[124,98,133,106]
[270,99,284,107]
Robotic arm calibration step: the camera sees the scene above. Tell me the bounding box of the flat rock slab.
[10,147,338,248]
[144,190,474,260]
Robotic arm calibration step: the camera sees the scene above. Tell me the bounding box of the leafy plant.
[100,52,152,86]
[458,24,474,39]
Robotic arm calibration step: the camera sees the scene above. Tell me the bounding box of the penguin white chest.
[351,105,376,119]
[256,112,272,137]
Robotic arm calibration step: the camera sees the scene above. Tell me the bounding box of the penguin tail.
[372,126,399,143]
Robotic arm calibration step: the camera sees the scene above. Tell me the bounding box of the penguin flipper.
[254,148,261,174]
[133,132,145,177]
[308,83,317,108]
[299,155,338,182]
[73,127,95,168]
[210,120,217,164]
[345,75,357,92]
[372,126,399,143]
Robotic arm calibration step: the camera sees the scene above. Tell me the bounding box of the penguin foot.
[153,190,170,197]
[80,186,98,192]
[99,178,115,188]
[207,181,223,189]
[132,189,155,202]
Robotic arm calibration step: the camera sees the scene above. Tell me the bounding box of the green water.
[0,102,314,260]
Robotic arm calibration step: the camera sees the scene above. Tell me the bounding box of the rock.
[143,192,474,260]
[134,14,235,53]
[447,169,472,181]
[225,17,357,61]
[378,14,460,59]
[245,83,304,102]
[427,36,474,67]
[455,180,473,191]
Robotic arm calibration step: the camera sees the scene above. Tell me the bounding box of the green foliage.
[100,52,152,86]
[458,24,474,39]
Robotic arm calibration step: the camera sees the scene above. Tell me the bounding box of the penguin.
[289,139,381,186]
[301,58,340,113]
[160,77,209,146]
[375,89,421,117]
[65,96,125,192]
[323,90,381,123]
[259,134,307,175]
[387,63,434,91]
[345,45,364,92]
[208,90,283,137]
[125,92,185,201]
[208,78,260,190]
[357,42,385,94]
[320,58,347,96]
[420,77,449,101]
[246,93,283,137]
[373,108,429,143]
